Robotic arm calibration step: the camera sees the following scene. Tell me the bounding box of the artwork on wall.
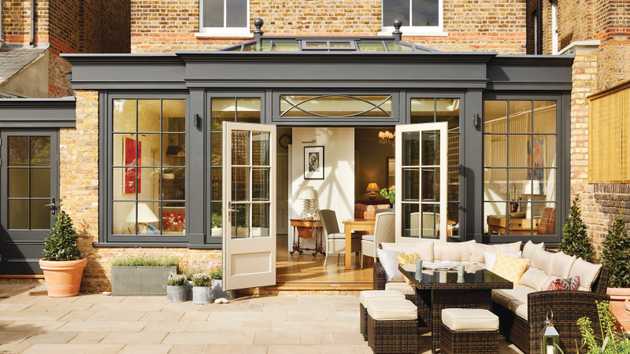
[124,137,141,194]
[304,145,325,180]
[528,136,544,181]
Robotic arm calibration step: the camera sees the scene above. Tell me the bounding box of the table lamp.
[299,186,318,219]
[127,202,160,234]
[366,182,380,199]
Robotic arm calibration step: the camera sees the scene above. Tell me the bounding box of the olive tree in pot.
[39,210,87,297]
[166,273,188,303]
[602,217,630,299]
[191,273,211,305]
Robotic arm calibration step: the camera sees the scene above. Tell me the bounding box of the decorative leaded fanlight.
[279,95,393,118]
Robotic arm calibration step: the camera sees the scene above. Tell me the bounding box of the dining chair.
[360,212,394,268]
[319,209,361,268]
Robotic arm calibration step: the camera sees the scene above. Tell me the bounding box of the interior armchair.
[319,209,362,268]
[360,211,395,268]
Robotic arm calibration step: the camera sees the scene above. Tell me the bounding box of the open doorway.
[275,127,394,290]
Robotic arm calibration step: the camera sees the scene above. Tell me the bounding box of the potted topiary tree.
[191,273,211,305]
[39,210,87,297]
[560,195,594,261]
[601,217,630,299]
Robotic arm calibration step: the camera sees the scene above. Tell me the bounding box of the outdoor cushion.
[472,242,522,265]
[359,290,405,305]
[522,240,545,260]
[367,299,417,321]
[492,254,530,283]
[483,251,521,270]
[546,276,580,291]
[530,247,555,274]
[377,248,403,281]
[519,267,552,290]
[397,252,420,265]
[434,240,475,262]
[549,251,577,278]
[569,258,602,292]
[381,241,434,261]
[385,281,415,296]
[492,285,535,320]
[514,303,529,321]
[441,308,499,331]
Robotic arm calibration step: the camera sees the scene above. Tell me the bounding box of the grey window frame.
[481,92,570,244]
[101,91,191,245]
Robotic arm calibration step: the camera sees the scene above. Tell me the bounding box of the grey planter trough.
[111,266,177,296]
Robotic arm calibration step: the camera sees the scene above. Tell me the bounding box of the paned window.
[382,0,443,35]
[200,0,249,35]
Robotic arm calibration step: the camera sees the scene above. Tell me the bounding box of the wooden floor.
[275,235,373,291]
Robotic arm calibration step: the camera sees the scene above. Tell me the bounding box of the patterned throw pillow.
[547,276,581,291]
[397,252,420,265]
[492,254,530,283]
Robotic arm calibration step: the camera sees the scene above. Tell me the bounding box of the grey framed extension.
[63,35,574,249]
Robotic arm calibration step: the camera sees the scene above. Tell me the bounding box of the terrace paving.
[0,284,524,354]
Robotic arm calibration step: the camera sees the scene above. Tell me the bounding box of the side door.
[0,130,59,274]
[222,122,276,291]
[395,123,448,243]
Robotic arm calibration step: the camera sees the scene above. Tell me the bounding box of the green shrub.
[601,217,630,288]
[210,267,223,280]
[561,195,594,261]
[111,255,179,267]
[42,210,82,261]
[379,186,395,205]
[166,273,187,286]
[191,273,211,287]
[577,301,630,354]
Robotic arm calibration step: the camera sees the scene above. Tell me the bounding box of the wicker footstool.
[366,299,418,354]
[440,308,499,354]
[359,290,405,340]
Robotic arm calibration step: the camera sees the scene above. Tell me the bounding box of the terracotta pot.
[607,287,630,301]
[39,258,87,297]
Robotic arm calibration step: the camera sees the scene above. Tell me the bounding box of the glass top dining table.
[398,265,513,290]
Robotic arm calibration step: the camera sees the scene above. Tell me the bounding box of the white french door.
[395,123,448,243]
[222,122,276,291]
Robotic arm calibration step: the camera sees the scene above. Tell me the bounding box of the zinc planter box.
[111,266,177,296]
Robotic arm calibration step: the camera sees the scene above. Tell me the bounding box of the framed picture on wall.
[387,157,395,188]
[124,137,141,194]
[304,145,325,180]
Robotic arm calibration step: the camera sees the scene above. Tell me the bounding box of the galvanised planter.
[166,285,188,303]
[111,265,177,296]
[192,286,211,305]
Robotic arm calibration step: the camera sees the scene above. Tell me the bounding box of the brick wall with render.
[131,0,526,54]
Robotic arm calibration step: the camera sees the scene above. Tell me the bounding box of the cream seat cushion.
[359,290,405,305]
[492,285,535,320]
[519,267,553,290]
[434,240,475,262]
[549,251,577,278]
[367,299,417,321]
[522,240,545,260]
[385,281,415,296]
[569,258,602,292]
[470,241,522,263]
[531,247,555,274]
[382,240,434,261]
[441,308,499,331]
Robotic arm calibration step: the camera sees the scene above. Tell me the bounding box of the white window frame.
[197,0,251,38]
[379,0,447,37]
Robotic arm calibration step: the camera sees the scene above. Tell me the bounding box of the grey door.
[0,130,59,275]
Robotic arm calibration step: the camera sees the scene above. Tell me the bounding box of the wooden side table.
[289,218,324,256]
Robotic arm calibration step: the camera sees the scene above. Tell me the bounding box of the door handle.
[45,197,58,215]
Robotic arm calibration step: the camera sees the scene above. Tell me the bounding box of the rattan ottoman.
[439,308,499,354]
[359,290,406,340]
[366,299,418,354]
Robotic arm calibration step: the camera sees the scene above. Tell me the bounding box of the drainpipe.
[392,19,402,41]
[29,0,36,47]
[0,0,4,47]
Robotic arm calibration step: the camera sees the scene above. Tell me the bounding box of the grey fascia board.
[0,97,76,128]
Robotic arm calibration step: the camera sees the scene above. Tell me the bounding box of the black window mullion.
[135,100,139,235]
[159,99,164,235]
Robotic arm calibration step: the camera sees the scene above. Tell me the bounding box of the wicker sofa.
[372,241,610,354]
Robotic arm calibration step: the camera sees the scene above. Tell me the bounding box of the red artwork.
[124,137,141,194]
[162,210,185,232]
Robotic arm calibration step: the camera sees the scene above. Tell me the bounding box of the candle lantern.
[541,311,563,354]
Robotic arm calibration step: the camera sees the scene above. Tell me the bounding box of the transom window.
[280,95,393,118]
[200,0,249,36]
[382,0,444,35]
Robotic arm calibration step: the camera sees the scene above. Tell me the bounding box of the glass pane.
[138,100,161,133]
[402,168,419,202]
[163,100,186,132]
[484,168,507,201]
[211,98,236,131]
[30,199,50,229]
[203,0,224,27]
[8,199,28,229]
[402,203,419,237]
[280,95,392,118]
[210,132,222,166]
[420,203,439,239]
[412,0,439,26]
[252,203,270,237]
[383,0,410,26]
[421,168,439,202]
[358,41,385,52]
[447,202,459,238]
[509,101,532,134]
[252,131,270,166]
[112,168,137,201]
[137,134,160,167]
[540,168,556,202]
[30,168,50,198]
[113,134,136,167]
[410,99,435,124]
[402,131,420,166]
[113,201,136,234]
[136,201,161,235]
[485,202,507,235]
[484,135,506,167]
[163,133,185,167]
[162,203,185,236]
[210,202,222,237]
[509,202,533,236]
[484,101,507,134]
[270,40,299,52]
[532,135,556,168]
[237,98,261,123]
[231,204,249,238]
[7,136,28,166]
[508,135,529,168]
[30,137,50,166]
[9,168,28,197]
[232,167,249,201]
[421,130,440,166]
[231,130,250,165]
[113,99,137,132]
[252,168,270,201]
[533,101,556,134]
[138,167,160,201]
[508,168,529,201]
[226,0,247,27]
[161,167,185,201]
[435,99,460,129]
[533,203,556,235]
[210,167,222,201]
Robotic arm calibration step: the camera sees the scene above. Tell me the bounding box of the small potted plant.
[210,265,224,300]
[191,273,211,305]
[602,217,630,298]
[166,273,188,303]
[379,186,395,207]
[39,210,87,297]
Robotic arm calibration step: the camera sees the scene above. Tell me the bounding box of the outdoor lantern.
[541,311,563,354]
